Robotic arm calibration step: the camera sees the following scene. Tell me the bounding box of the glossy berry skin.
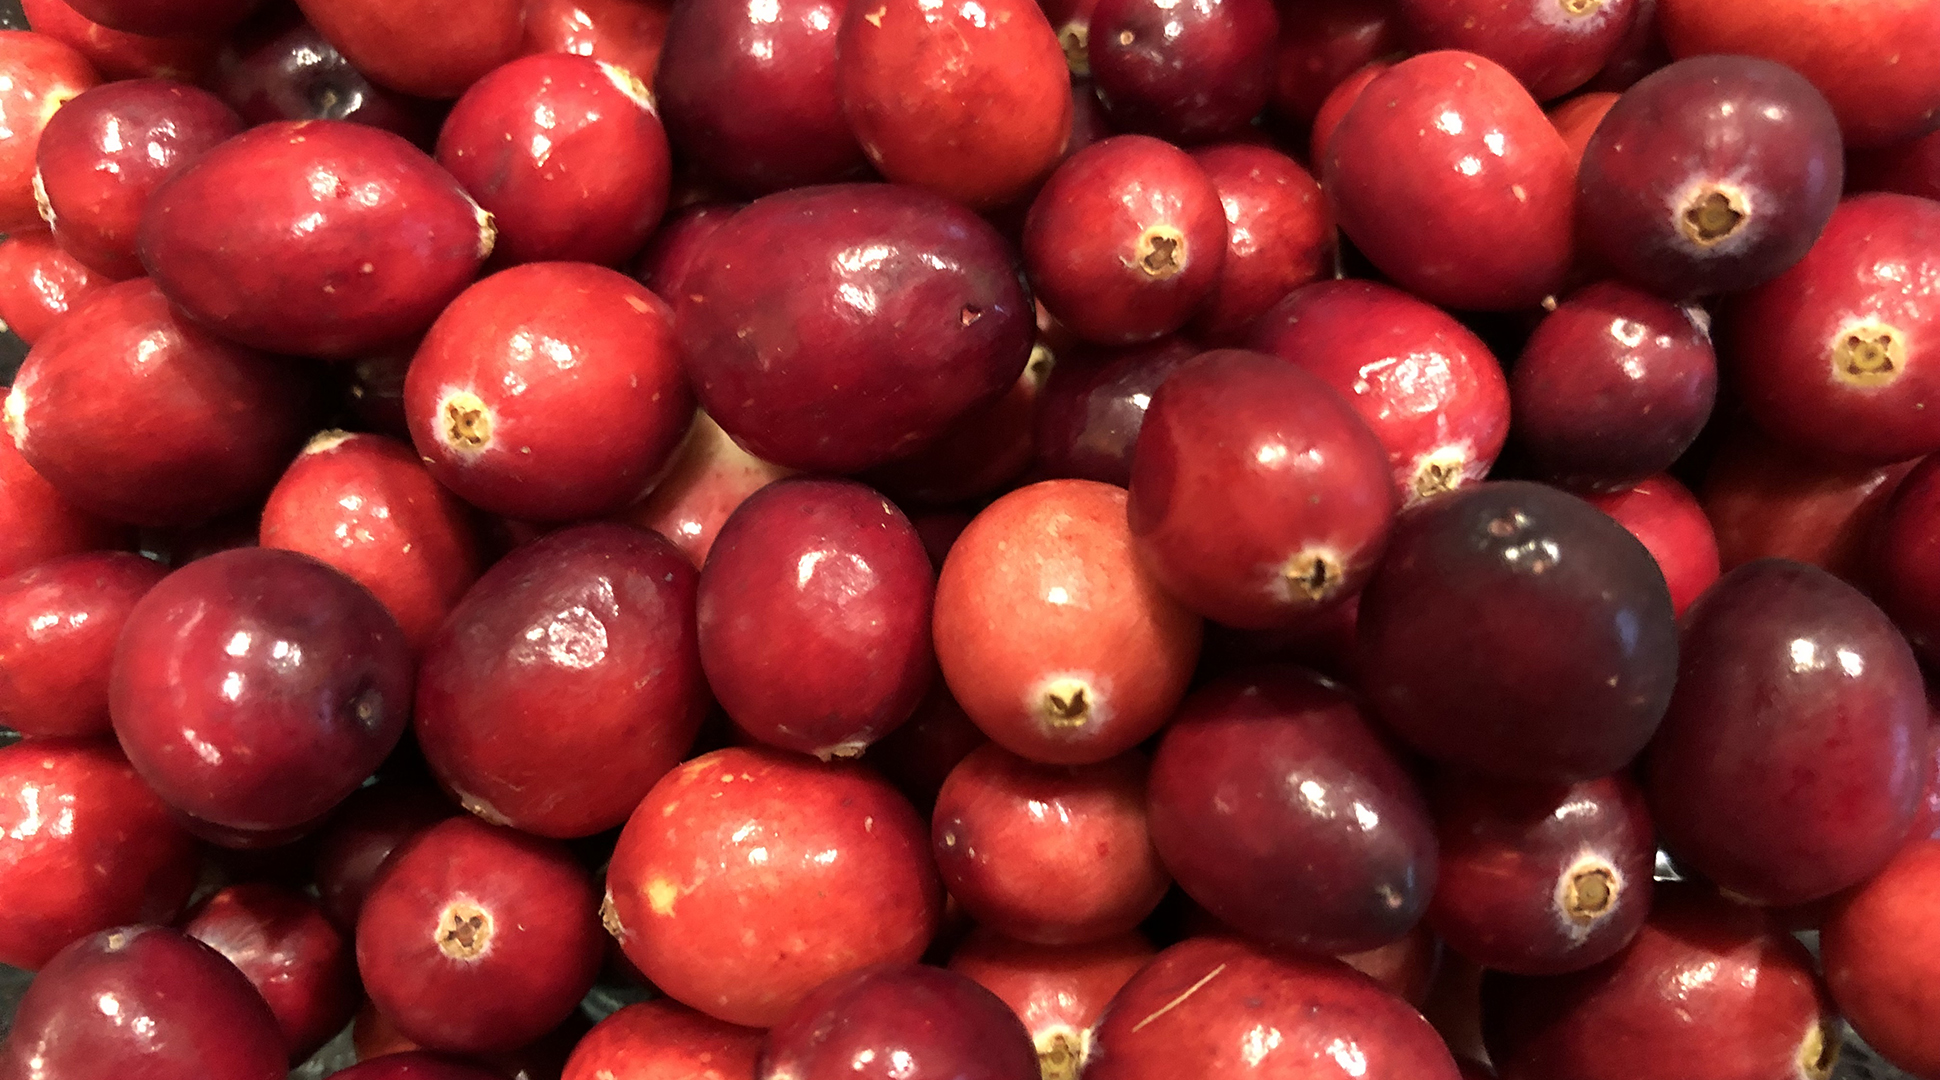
[414,523,705,838]
[933,480,1202,766]
[291,0,522,100]
[0,438,123,578]
[522,0,674,85]
[1085,0,1279,143]
[1582,474,1718,616]
[1309,58,1391,165]
[1085,936,1464,1080]
[0,228,107,345]
[863,353,1051,508]
[863,682,988,813]
[1726,193,1940,464]
[1357,481,1679,783]
[0,925,288,1080]
[183,883,359,1062]
[678,183,1033,473]
[617,410,794,570]
[631,202,739,303]
[605,747,942,1028]
[1576,55,1844,300]
[311,781,454,930]
[0,31,99,234]
[1398,0,1636,101]
[699,478,932,759]
[1549,89,1619,169]
[1646,559,1926,906]
[211,16,438,143]
[758,963,1039,1080]
[1187,143,1332,345]
[1033,336,1198,488]
[947,928,1152,1077]
[437,54,670,267]
[1324,50,1574,311]
[1023,135,1226,345]
[139,119,492,359]
[1147,666,1438,955]
[837,0,1071,210]
[1129,349,1398,629]
[1268,0,1404,125]
[109,548,413,839]
[562,999,763,1080]
[1873,454,1940,668]
[1821,839,1940,1079]
[0,552,166,737]
[0,739,198,971]
[18,0,216,83]
[407,262,692,521]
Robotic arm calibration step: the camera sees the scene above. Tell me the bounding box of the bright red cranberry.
[1023,135,1227,346]
[356,816,603,1053]
[19,0,217,82]
[1727,193,1940,463]
[0,31,98,234]
[863,683,988,813]
[631,202,738,303]
[606,747,941,1027]
[1485,887,1840,1080]
[562,999,762,1080]
[139,119,492,359]
[1850,127,1940,202]
[1033,336,1196,488]
[329,1054,505,1080]
[1186,143,1331,344]
[1873,454,1940,667]
[522,0,673,87]
[405,262,692,521]
[1148,666,1438,954]
[0,925,288,1080]
[415,523,705,838]
[863,352,1053,508]
[0,739,197,971]
[4,277,311,527]
[1547,89,1618,171]
[948,928,1152,1078]
[1647,559,1926,905]
[617,411,793,569]
[0,437,123,577]
[1309,57,1390,164]
[1086,0,1278,142]
[1397,0,1636,101]
[759,963,1039,1080]
[110,547,413,838]
[183,882,359,1062]
[677,183,1032,473]
[1581,473,1718,615]
[211,15,439,144]
[1357,481,1678,782]
[311,780,455,931]
[1324,50,1574,311]
[0,228,107,345]
[837,0,1070,209]
[933,479,1202,765]
[1087,936,1464,1079]
[1822,838,1940,1079]
[1510,281,1715,489]
[0,551,164,737]
[1249,279,1512,506]
[291,0,521,99]
[1269,0,1403,125]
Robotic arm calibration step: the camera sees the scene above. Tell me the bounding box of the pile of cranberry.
[2,0,1939,1074]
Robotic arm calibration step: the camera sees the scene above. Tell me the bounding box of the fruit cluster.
[0,0,1938,1077]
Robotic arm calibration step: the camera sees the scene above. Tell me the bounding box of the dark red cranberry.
[630,202,738,303]
[312,780,456,931]
[110,547,413,838]
[1023,135,1227,345]
[1357,481,1679,782]
[863,683,988,813]
[1583,0,1663,90]
[1850,127,1940,202]
[1186,143,1332,344]
[349,1000,592,1076]
[0,925,288,1080]
[1576,55,1843,299]
[19,0,217,83]
[1547,89,1618,170]
[948,928,1152,1078]
[0,31,97,234]
[1129,349,1397,628]
[0,438,125,577]
[415,523,705,838]
[1397,0,1637,101]
[212,15,439,144]
[562,999,762,1080]
[330,1053,506,1080]
[1086,0,1278,142]
[605,746,942,1027]
[1647,559,1926,905]
[616,411,793,570]
[1033,336,1197,487]
[758,963,1038,1080]
[4,277,312,527]
[1873,454,1940,668]
[1324,50,1574,311]
[0,739,198,970]
[0,228,107,345]
[291,0,522,99]
[933,480,1202,765]
[1822,839,1940,1079]
[139,119,492,359]
[1309,58,1391,164]
[63,0,255,36]
[522,0,673,90]
[677,183,1032,473]
[862,352,1052,508]
[183,882,360,1061]
[0,551,163,737]
[1268,0,1404,125]
[1147,666,1438,954]
[1581,473,1718,615]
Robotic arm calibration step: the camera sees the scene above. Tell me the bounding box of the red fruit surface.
[862,682,989,813]
[1268,0,1403,125]
[183,882,360,1062]
[329,1054,506,1080]
[1581,473,1719,615]
[561,999,762,1080]
[1822,838,1940,1079]
[311,781,455,931]
[948,928,1153,1077]
[0,30,98,234]
[211,13,438,144]
[1032,335,1198,488]
[1849,127,1940,201]
[630,202,738,303]
[1873,454,1940,668]
[19,0,216,82]
[1085,0,1279,143]
[292,0,522,98]
[1187,143,1332,344]
[863,349,1053,508]
[1396,0,1636,100]
[1309,58,1390,165]
[63,0,256,36]
[0,551,165,737]
[758,963,1040,1080]
[523,0,673,87]
[0,228,107,345]
[616,411,793,569]
[1548,89,1617,170]
[0,436,123,577]
[1340,921,1442,1007]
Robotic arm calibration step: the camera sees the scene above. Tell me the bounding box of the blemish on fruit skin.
[1130,962,1227,1032]
[646,877,680,915]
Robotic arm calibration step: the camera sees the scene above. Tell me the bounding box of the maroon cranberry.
[0,31,98,234]
[1249,279,1513,506]
[0,925,288,1080]
[1187,143,1332,344]
[1309,57,1391,165]
[291,0,522,99]
[1397,0,1636,101]
[0,551,164,737]
[311,780,456,930]
[1357,481,1679,782]
[0,437,124,577]
[1033,335,1197,488]
[19,0,217,83]
[62,0,255,36]
[1873,454,1940,668]
[630,201,738,303]
[1647,559,1926,906]
[330,1054,506,1080]
[4,277,312,527]
[1581,473,1718,615]
[616,410,793,570]
[1822,839,1940,1079]
[212,15,439,144]
[562,999,762,1080]
[1269,0,1404,125]
[1510,281,1716,489]
[523,0,674,89]
[1547,89,1618,170]
[349,1000,592,1076]
[110,547,413,838]
[677,183,1032,473]
[758,963,1038,1080]
[1023,135,1226,345]
[1324,50,1574,311]
[415,523,705,838]
[1850,127,1940,202]
[1086,936,1464,1079]
[1340,920,1442,1007]
[605,746,942,1027]
[1147,666,1438,954]
[1086,0,1278,142]
[861,351,1051,508]
[139,119,492,359]
[948,928,1151,1076]
[183,882,360,1061]
[863,683,988,813]
[0,739,197,971]
[0,228,107,345]
[356,816,604,1053]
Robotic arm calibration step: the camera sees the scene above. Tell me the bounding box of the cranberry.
[617,411,793,569]
[62,0,255,36]
[947,928,1153,1079]
[330,1054,506,1080]
[291,0,522,100]
[349,999,591,1076]
[1872,454,1940,667]
[1647,558,1926,905]
[1397,0,1636,101]
[415,523,705,838]
[933,479,1202,765]
[1085,0,1278,142]
[561,999,762,1080]
[1032,335,1197,488]
[1581,473,1718,615]
[211,15,439,143]
[836,0,1070,210]
[339,346,413,439]
[19,0,216,83]
[0,739,197,970]
[110,547,413,838]
[0,31,98,233]
[4,277,312,527]
[311,780,456,930]
[1340,921,1442,1006]
[1309,58,1391,165]
[677,183,1032,472]
[630,202,738,303]
[0,551,164,737]
[1548,89,1618,170]
[0,925,288,1080]
[1850,127,1940,202]
[1822,838,1940,1078]
[605,746,942,1027]
[1358,481,1679,781]
[1324,50,1574,311]
[863,352,1051,507]
[1268,0,1404,126]
[1023,135,1227,345]
[356,816,604,1053]
[522,0,674,91]
[0,228,107,345]
[0,438,124,577]
[759,963,1038,1080]
[183,882,359,1061]
[1186,143,1332,344]
[139,119,492,359]
[863,683,988,813]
